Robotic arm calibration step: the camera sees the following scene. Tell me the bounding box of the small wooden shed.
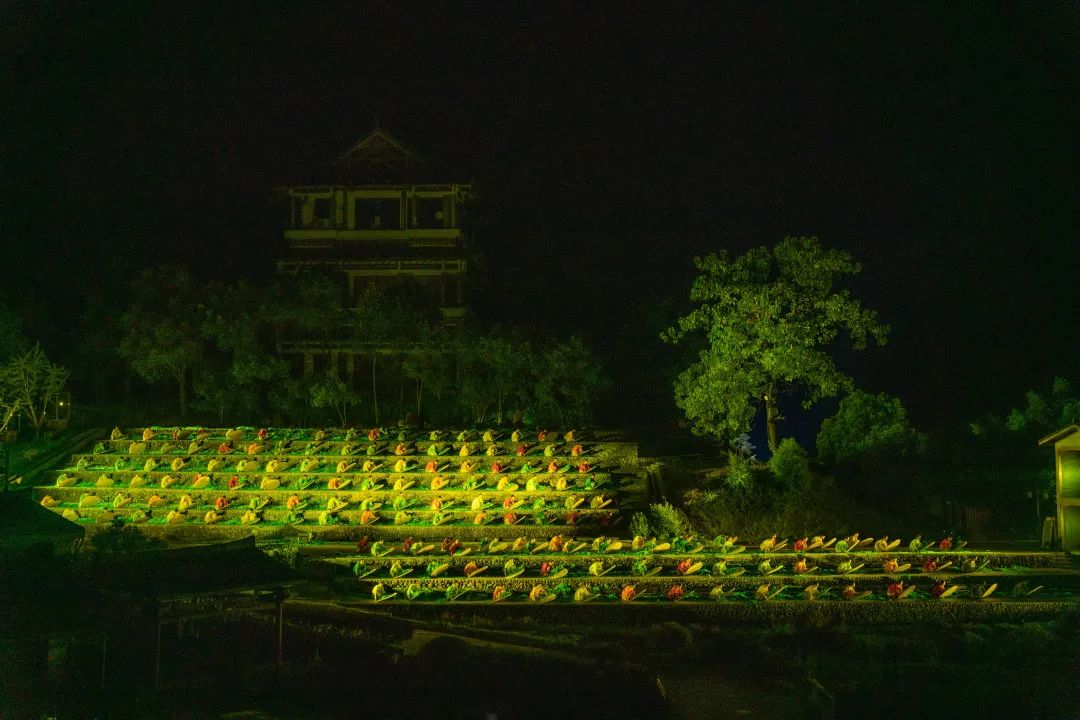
[1038,423,1080,550]
[0,488,85,556]
[94,535,299,688]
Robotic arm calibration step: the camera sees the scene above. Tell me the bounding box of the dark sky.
[4,2,1080,438]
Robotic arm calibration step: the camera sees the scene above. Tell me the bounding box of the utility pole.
[0,441,9,493]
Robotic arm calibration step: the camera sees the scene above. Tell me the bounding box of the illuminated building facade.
[1039,423,1080,550]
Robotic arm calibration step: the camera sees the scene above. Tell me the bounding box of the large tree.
[347,283,429,424]
[532,335,608,426]
[663,236,889,450]
[9,344,69,433]
[402,325,454,421]
[0,305,69,435]
[309,370,362,426]
[0,361,21,434]
[118,265,205,418]
[453,327,607,427]
[196,279,290,423]
[264,270,345,352]
[473,326,535,424]
[0,302,26,433]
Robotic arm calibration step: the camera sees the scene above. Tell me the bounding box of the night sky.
[4,3,1080,439]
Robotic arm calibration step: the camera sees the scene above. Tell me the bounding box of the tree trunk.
[178,369,188,418]
[764,387,780,452]
[416,378,423,420]
[371,356,379,425]
[398,361,405,421]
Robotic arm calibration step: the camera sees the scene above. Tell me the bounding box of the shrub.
[629,511,652,538]
[682,488,718,507]
[770,438,811,490]
[649,501,689,538]
[726,452,754,491]
[89,521,166,555]
[264,537,301,568]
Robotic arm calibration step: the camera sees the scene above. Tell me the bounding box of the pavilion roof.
[336,128,424,170]
[278,128,470,186]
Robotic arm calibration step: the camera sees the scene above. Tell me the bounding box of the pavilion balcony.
[285,228,461,246]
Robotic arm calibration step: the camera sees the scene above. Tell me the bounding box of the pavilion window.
[415,197,446,228]
[288,353,305,376]
[299,198,315,228]
[355,197,400,229]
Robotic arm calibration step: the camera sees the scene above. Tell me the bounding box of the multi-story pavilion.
[275,128,470,381]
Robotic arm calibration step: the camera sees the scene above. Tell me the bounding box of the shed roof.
[1038,424,1080,447]
[97,535,299,600]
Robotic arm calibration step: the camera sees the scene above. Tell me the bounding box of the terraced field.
[34,426,639,541]
[311,536,1080,615]
[33,426,1080,618]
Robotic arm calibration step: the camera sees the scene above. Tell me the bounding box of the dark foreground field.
[11,600,1078,720]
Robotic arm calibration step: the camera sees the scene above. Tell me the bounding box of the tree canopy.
[109,264,607,427]
[118,266,205,418]
[1003,377,1080,434]
[455,326,607,427]
[0,301,25,362]
[0,304,68,434]
[816,390,924,464]
[309,370,362,426]
[9,344,69,431]
[663,236,889,449]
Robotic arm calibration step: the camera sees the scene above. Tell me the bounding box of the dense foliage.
[816,390,925,463]
[1003,377,1080,433]
[948,376,1074,532]
[0,301,69,434]
[117,266,205,418]
[107,265,608,427]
